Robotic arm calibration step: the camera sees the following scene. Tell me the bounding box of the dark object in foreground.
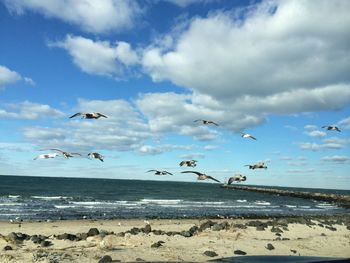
[209,256,350,262]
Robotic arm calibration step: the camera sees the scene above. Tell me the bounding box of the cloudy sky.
[1,0,349,189]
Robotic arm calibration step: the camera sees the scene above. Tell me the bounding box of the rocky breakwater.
[221,185,350,208]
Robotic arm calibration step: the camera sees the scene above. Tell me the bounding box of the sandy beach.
[1,216,349,262]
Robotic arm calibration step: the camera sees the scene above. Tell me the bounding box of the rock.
[290,249,297,254]
[271,226,283,233]
[180,231,192,237]
[152,230,163,235]
[256,225,266,231]
[282,226,289,231]
[57,233,77,241]
[7,232,19,242]
[318,223,324,227]
[151,241,163,248]
[41,240,52,247]
[87,228,100,236]
[234,250,247,255]
[128,227,141,235]
[135,258,145,261]
[3,245,12,251]
[116,232,125,237]
[247,220,268,228]
[143,224,152,234]
[98,255,113,263]
[276,219,289,227]
[199,220,215,232]
[321,233,326,236]
[76,233,88,240]
[266,243,275,250]
[211,223,225,231]
[189,225,199,235]
[203,250,218,257]
[275,233,281,236]
[325,226,337,231]
[99,235,119,250]
[282,238,290,241]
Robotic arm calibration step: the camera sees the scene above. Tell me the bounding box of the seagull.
[240,132,257,140]
[194,119,219,126]
[33,153,60,160]
[42,149,81,159]
[245,162,267,170]
[179,160,197,167]
[147,170,173,175]
[88,152,104,162]
[228,174,247,184]
[181,171,220,183]
[322,125,341,132]
[69,112,108,119]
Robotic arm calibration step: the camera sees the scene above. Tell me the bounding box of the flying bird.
[88,152,104,162]
[194,119,219,126]
[245,162,267,170]
[179,160,197,167]
[240,132,257,140]
[147,170,173,175]
[228,174,247,184]
[181,171,220,183]
[42,149,81,159]
[69,112,108,119]
[34,153,60,160]
[322,125,341,132]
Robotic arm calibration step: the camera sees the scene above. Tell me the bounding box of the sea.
[0,175,349,221]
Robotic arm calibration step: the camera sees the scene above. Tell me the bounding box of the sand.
[0,217,349,262]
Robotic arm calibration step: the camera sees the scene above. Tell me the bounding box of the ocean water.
[0,175,349,220]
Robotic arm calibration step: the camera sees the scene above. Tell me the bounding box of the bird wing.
[69,112,83,118]
[179,161,185,166]
[48,149,64,153]
[193,119,202,122]
[249,135,257,140]
[71,153,82,156]
[97,113,108,118]
[228,177,234,185]
[181,171,202,176]
[164,171,173,175]
[147,170,157,173]
[209,121,219,126]
[321,126,328,128]
[207,176,220,183]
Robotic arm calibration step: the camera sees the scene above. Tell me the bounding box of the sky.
[0,0,349,190]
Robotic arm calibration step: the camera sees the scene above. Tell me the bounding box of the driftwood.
[221,184,350,208]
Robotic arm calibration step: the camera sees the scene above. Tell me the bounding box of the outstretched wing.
[209,121,219,126]
[193,119,202,123]
[69,112,83,119]
[71,153,82,156]
[179,161,185,166]
[164,171,173,175]
[97,113,108,118]
[228,177,234,185]
[147,170,157,173]
[321,126,328,128]
[181,171,202,176]
[249,135,257,140]
[49,148,64,153]
[207,176,220,183]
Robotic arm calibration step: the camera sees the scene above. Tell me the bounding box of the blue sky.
[0,0,349,189]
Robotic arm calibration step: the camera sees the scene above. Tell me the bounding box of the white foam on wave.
[236,199,247,203]
[8,195,20,199]
[285,205,297,208]
[0,203,19,206]
[254,201,271,205]
[140,199,183,205]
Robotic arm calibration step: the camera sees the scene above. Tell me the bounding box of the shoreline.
[1,215,349,262]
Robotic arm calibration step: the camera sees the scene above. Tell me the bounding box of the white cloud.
[23,127,66,141]
[49,35,139,78]
[0,101,64,120]
[138,144,193,155]
[142,0,350,114]
[164,0,215,7]
[304,125,317,130]
[321,155,349,163]
[203,145,218,151]
[287,161,307,166]
[179,152,205,159]
[4,0,142,33]
[299,142,343,151]
[287,168,315,173]
[339,116,350,129]
[0,65,22,88]
[304,130,326,138]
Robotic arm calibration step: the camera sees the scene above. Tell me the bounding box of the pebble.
[203,250,218,257]
[234,250,247,255]
[87,228,100,236]
[98,255,113,263]
[266,243,275,250]
[3,245,12,251]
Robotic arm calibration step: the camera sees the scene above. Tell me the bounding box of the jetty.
[221,184,350,208]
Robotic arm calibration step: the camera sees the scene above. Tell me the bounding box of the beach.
[1,216,350,262]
